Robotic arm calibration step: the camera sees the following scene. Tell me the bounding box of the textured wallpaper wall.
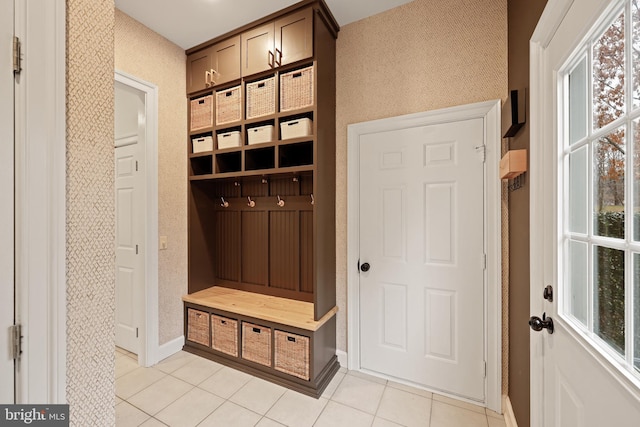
[335,0,508,386]
[66,0,116,425]
[114,9,188,345]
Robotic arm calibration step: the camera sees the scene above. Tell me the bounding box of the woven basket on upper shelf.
[211,315,238,356]
[186,308,210,346]
[241,322,272,366]
[246,77,276,119]
[274,330,310,380]
[280,66,314,112]
[216,86,242,125]
[190,95,213,131]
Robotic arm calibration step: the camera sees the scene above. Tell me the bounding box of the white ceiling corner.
[114,0,415,49]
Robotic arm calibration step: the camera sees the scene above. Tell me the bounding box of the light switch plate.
[160,236,168,250]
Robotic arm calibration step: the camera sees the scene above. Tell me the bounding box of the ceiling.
[114,0,414,50]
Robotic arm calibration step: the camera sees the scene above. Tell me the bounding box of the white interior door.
[532,0,640,425]
[0,0,15,404]
[359,118,486,401]
[115,81,145,355]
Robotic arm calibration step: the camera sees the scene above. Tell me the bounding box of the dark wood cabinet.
[183,0,339,397]
[240,7,314,77]
[187,36,241,94]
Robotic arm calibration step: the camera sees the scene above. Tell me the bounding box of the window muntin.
[563,0,640,382]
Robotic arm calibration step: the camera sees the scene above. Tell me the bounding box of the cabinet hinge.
[136,244,139,255]
[13,36,22,75]
[10,324,23,361]
[135,161,138,172]
[136,328,139,338]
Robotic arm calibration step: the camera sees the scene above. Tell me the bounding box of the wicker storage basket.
[280,66,314,112]
[246,77,276,119]
[216,86,242,125]
[241,322,272,366]
[211,315,238,356]
[274,330,310,380]
[186,308,210,346]
[190,95,214,131]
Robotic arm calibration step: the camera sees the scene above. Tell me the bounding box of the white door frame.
[114,70,160,367]
[13,0,66,403]
[347,100,503,412]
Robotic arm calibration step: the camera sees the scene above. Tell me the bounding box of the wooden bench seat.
[182,286,338,331]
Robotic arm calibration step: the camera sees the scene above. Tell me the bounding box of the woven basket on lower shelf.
[241,322,272,366]
[274,330,310,380]
[186,308,210,346]
[212,315,238,356]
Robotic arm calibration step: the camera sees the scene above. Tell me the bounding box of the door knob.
[360,262,370,272]
[529,312,554,334]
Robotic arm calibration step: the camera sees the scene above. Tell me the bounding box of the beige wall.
[114,9,188,345]
[66,0,116,425]
[335,0,508,351]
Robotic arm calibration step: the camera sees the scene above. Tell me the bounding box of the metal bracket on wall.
[508,172,526,192]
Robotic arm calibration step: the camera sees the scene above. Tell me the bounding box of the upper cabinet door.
[275,7,313,67]
[187,47,214,94]
[211,35,241,86]
[241,22,275,77]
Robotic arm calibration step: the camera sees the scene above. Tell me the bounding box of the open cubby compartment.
[215,151,242,174]
[245,146,276,171]
[216,126,243,150]
[279,141,314,168]
[190,155,213,176]
[246,119,276,146]
[278,111,314,141]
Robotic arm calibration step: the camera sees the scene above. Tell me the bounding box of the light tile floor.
[116,348,507,427]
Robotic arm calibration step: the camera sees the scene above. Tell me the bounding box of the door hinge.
[482,253,487,270]
[483,361,487,378]
[136,328,139,338]
[136,244,139,255]
[135,161,138,172]
[13,36,22,75]
[10,324,23,361]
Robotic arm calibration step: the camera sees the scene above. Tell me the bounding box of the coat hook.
[261,178,268,184]
[292,176,299,182]
[277,195,285,207]
[310,194,315,205]
[220,197,229,208]
[234,181,241,187]
[247,196,256,208]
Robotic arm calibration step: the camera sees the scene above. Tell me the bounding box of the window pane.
[569,146,588,233]
[569,57,588,144]
[633,1,640,109]
[594,245,625,355]
[569,240,589,326]
[594,126,626,238]
[635,253,640,372]
[593,12,625,130]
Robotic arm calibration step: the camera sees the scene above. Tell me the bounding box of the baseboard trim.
[157,335,185,362]
[503,395,518,427]
[336,350,347,368]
